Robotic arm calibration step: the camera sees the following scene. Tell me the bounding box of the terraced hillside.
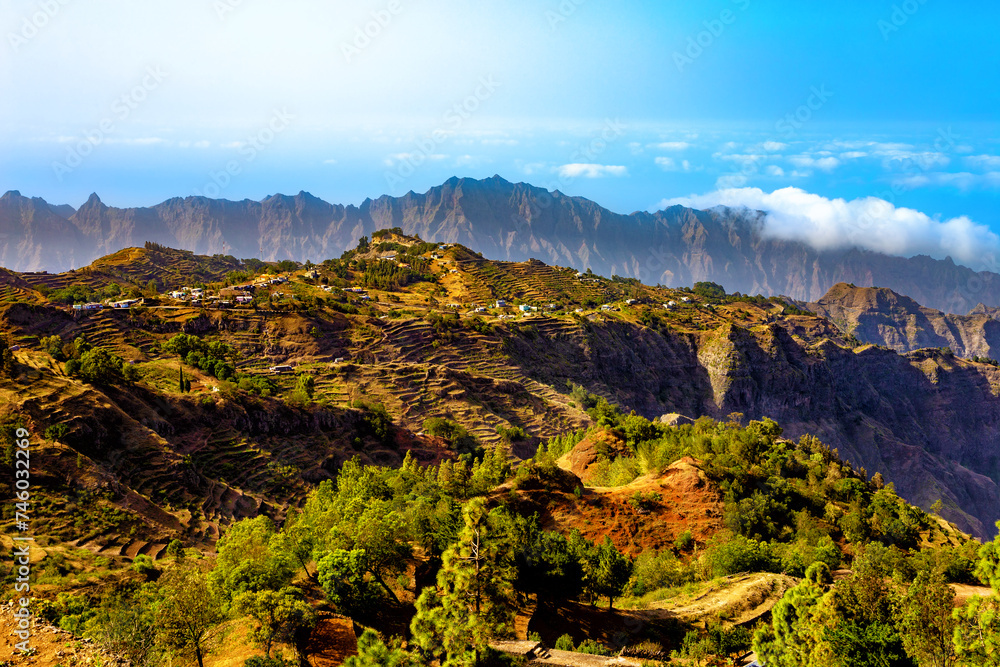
[2,234,1000,563]
[17,244,245,295]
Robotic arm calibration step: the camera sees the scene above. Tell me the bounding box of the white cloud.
[879,150,951,171]
[895,171,1000,191]
[651,141,691,151]
[455,154,488,168]
[715,174,748,189]
[322,158,338,165]
[965,155,1000,171]
[840,151,868,159]
[660,186,1000,266]
[788,155,841,171]
[556,163,627,178]
[517,161,548,175]
[384,152,448,166]
[655,157,677,170]
[716,153,770,165]
[655,157,697,172]
[761,141,788,152]
[765,165,785,177]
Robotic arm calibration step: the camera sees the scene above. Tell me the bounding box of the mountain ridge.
[3,177,1000,313]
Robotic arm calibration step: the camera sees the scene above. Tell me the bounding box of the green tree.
[410,499,516,666]
[210,517,295,604]
[234,588,316,658]
[692,281,727,300]
[900,570,956,667]
[327,499,412,604]
[156,566,226,667]
[344,629,422,667]
[77,348,125,384]
[293,374,315,402]
[953,595,1000,667]
[586,537,632,609]
[317,549,382,617]
[41,335,64,360]
[0,335,15,377]
[954,523,1000,666]
[819,572,913,667]
[752,563,830,667]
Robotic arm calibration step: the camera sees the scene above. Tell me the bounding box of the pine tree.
[752,563,830,667]
[954,523,1000,666]
[899,570,956,667]
[587,536,633,610]
[410,498,516,666]
[345,629,421,667]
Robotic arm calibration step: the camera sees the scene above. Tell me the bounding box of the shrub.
[131,554,157,578]
[703,535,779,578]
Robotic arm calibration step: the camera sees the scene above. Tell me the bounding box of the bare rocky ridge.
[807,282,1000,359]
[4,178,1000,312]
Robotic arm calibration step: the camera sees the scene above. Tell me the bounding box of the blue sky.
[2,0,999,266]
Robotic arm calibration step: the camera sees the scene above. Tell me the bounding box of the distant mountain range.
[4,175,1000,313]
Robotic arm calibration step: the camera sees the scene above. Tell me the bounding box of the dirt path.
[644,573,797,626]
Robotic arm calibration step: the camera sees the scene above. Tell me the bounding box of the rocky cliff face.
[807,283,1000,359]
[5,178,1000,312]
[504,315,1000,537]
[0,191,87,271]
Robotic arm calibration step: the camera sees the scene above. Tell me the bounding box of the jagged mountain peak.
[3,177,1000,314]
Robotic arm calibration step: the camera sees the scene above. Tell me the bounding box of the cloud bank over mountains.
[662,187,1000,268]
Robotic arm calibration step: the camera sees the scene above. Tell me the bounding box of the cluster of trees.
[42,335,139,385]
[161,333,280,397]
[684,281,813,316]
[423,417,479,454]
[291,455,635,665]
[0,334,15,377]
[752,540,1000,667]
[356,258,434,290]
[46,282,133,305]
[529,405,990,664]
[162,334,237,382]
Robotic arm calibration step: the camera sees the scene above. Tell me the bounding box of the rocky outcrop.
[808,282,1000,359]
